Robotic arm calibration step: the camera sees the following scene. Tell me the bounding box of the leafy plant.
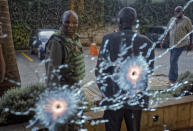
[150,71,193,100]
[139,18,152,34]
[12,24,31,50]
[176,71,193,96]
[0,83,45,125]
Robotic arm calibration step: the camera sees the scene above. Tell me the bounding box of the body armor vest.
[52,33,85,85]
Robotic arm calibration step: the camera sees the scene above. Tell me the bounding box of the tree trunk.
[0,0,21,91]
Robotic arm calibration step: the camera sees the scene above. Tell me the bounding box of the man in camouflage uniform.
[45,10,85,131]
[45,10,85,88]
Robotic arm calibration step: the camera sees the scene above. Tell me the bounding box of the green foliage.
[8,0,69,49]
[0,83,93,125]
[177,71,193,96]
[8,0,105,48]
[104,0,193,26]
[150,71,193,100]
[104,0,120,23]
[8,0,193,49]
[78,0,104,43]
[164,71,193,97]
[8,0,69,29]
[81,0,104,27]
[178,71,193,81]
[12,24,31,50]
[139,18,152,34]
[0,83,45,125]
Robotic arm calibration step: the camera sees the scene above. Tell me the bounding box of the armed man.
[45,10,85,131]
[45,10,85,88]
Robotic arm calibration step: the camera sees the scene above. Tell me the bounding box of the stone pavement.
[16,48,193,88]
[153,49,193,75]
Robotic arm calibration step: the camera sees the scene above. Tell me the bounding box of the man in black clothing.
[95,7,154,131]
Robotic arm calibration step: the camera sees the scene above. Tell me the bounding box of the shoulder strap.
[45,34,57,53]
[45,34,67,64]
[59,40,65,64]
[55,35,67,64]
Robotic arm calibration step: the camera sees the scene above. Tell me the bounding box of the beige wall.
[79,24,117,46]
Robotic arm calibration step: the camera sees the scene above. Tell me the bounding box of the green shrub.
[160,71,193,97]
[176,71,193,96]
[0,83,45,125]
[150,71,193,100]
[139,18,152,34]
[0,83,93,125]
[12,24,31,50]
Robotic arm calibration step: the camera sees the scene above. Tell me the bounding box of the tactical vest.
[51,33,85,85]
